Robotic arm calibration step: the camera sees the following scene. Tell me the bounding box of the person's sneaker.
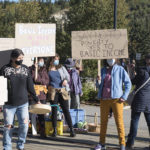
[95,143,106,150]
[120,145,126,150]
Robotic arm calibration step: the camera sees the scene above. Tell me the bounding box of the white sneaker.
[95,143,106,150]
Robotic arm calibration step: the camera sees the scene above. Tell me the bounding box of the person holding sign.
[29,57,49,138]
[0,49,40,150]
[48,54,76,137]
[95,59,131,150]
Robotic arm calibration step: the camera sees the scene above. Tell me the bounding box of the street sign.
[136,53,141,60]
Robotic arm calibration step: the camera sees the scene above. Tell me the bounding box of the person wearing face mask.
[48,54,76,137]
[64,58,83,109]
[29,57,49,138]
[95,59,131,150]
[0,49,40,150]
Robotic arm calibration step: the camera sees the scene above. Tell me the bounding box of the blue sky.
[2,0,55,2]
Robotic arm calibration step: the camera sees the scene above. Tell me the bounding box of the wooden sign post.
[98,60,101,84]
[35,57,38,81]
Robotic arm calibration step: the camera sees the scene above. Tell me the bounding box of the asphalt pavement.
[0,104,149,150]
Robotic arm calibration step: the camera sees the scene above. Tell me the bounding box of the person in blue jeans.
[126,54,150,149]
[0,49,40,150]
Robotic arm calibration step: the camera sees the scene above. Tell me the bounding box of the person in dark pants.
[126,54,150,149]
[29,57,49,138]
[0,49,40,150]
[48,54,76,137]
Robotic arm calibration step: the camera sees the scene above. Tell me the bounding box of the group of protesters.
[0,49,82,150]
[0,48,149,150]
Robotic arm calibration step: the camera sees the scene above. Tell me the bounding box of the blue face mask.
[54,60,59,66]
[38,61,44,67]
[107,59,115,66]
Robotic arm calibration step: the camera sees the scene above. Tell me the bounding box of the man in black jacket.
[0,49,40,150]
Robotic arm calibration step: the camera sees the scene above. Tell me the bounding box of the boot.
[52,127,57,137]
[70,127,76,137]
[40,129,46,139]
[39,122,46,139]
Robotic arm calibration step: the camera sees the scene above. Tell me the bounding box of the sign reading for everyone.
[72,29,128,59]
[15,23,56,57]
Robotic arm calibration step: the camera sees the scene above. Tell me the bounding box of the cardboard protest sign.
[15,23,56,57]
[72,29,128,59]
[0,76,8,105]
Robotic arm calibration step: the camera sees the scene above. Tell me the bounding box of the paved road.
[82,104,149,138]
[0,104,149,150]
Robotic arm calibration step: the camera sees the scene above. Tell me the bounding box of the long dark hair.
[48,54,62,71]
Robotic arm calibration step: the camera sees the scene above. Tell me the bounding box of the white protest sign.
[72,29,128,59]
[0,76,8,105]
[15,23,56,57]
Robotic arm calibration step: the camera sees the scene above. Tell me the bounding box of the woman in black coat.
[126,55,150,149]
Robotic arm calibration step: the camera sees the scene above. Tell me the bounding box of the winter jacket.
[0,63,39,106]
[131,66,150,113]
[97,64,131,100]
[68,68,82,95]
[58,66,70,91]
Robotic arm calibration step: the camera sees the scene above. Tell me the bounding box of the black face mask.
[15,60,23,65]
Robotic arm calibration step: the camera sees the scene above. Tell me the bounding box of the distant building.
[51,9,69,30]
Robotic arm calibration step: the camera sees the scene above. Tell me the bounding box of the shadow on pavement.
[86,132,149,143]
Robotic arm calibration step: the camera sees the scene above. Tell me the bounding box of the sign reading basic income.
[72,29,128,59]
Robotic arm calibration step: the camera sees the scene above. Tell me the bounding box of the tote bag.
[127,77,150,105]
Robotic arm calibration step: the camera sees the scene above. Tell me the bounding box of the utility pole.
[114,0,117,30]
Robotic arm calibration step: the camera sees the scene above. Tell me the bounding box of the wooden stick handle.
[94,112,98,126]
[35,57,38,81]
[98,60,101,84]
